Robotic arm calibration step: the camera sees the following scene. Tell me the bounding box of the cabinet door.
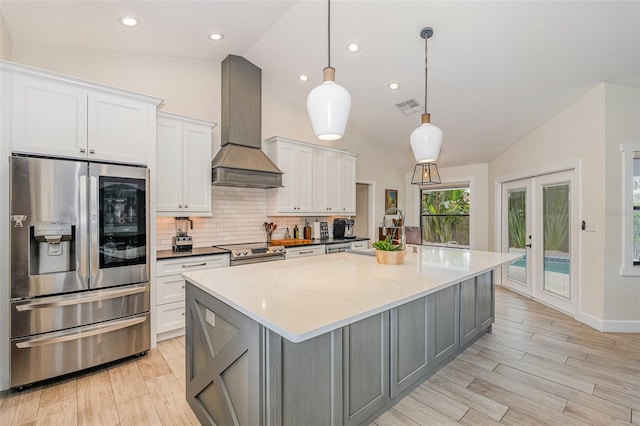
[477,271,495,329]
[88,92,149,165]
[390,297,430,398]
[343,312,389,426]
[156,301,185,333]
[156,118,184,212]
[11,73,88,159]
[341,154,357,214]
[157,275,186,305]
[276,142,297,212]
[182,123,212,213]
[296,144,313,212]
[429,284,460,366]
[326,152,342,213]
[312,149,329,212]
[459,278,480,346]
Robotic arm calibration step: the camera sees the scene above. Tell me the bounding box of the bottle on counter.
[284,227,291,239]
[293,224,299,239]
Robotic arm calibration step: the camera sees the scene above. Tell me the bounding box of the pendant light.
[307,0,351,141]
[410,27,443,163]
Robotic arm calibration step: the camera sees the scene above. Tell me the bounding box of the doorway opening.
[355,182,375,241]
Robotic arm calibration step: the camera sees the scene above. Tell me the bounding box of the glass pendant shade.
[307,67,351,141]
[411,162,441,185]
[410,113,443,163]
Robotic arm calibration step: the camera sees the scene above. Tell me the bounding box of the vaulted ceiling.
[2,1,638,169]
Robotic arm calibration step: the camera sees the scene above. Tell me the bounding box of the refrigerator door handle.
[15,284,148,311]
[89,175,99,281]
[79,175,89,280]
[15,315,147,348]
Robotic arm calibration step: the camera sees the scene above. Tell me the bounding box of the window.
[621,144,640,275]
[420,186,470,247]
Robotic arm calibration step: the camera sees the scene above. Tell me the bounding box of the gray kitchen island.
[182,247,521,426]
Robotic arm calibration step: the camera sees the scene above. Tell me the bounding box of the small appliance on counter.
[344,218,355,238]
[332,218,346,239]
[172,217,193,252]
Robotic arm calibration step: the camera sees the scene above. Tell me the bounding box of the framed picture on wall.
[385,189,398,211]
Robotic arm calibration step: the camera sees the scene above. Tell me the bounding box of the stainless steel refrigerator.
[9,155,151,388]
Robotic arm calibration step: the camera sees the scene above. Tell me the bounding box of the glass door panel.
[534,171,576,314]
[100,176,147,268]
[501,179,532,295]
[542,184,571,299]
[90,162,149,290]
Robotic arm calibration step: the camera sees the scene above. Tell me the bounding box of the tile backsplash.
[156,187,335,250]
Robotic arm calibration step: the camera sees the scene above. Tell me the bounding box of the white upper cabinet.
[266,136,357,216]
[265,137,313,214]
[156,112,216,216]
[87,92,152,164]
[2,61,161,165]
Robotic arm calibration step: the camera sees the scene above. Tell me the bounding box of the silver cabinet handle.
[298,250,313,255]
[89,149,95,154]
[15,316,147,348]
[15,285,148,311]
[185,205,188,208]
[182,262,207,268]
[178,205,183,208]
[80,148,86,153]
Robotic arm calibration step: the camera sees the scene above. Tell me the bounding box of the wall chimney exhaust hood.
[211,55,283,189]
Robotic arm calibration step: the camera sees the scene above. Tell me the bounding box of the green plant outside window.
[420,188,470,246]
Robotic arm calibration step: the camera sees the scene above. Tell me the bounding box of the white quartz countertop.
[183,247,522,343]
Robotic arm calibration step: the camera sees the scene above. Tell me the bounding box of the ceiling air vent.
[395,99,423,115]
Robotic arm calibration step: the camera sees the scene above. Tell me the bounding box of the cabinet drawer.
[350,241,368,250]
[157,275,185,305]
[157,254,229,276]
[285,245,325,259]
[156,301,185,334]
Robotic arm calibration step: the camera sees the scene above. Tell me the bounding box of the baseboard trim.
[579,312,640,333]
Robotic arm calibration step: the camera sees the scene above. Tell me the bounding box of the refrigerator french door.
[9,155,150,388]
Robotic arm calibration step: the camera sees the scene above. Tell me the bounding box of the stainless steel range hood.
[211,55,283,189]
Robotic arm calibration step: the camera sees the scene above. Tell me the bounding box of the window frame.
[620,143,640,276]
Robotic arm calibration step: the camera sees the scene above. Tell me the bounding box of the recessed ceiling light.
[388,82,401,90]
[298,74,309,82]
[209,33,224,41]
[347,43,360,53]
[119,17,139,27]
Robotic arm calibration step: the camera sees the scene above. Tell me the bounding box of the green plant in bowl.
[372,235,403,251]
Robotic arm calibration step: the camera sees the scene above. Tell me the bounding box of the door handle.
[525,243,532,248]
[16,316,147,348]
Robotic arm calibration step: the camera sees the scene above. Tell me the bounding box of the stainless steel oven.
[216,243,286,266]
[9,155,150,388]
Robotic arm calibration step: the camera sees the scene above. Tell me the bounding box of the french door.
[501,170,577,315]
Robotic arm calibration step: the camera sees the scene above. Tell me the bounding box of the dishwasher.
[325,242,352,254]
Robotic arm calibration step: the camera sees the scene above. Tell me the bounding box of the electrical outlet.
[206,309,215,326]
[584,221,598,232]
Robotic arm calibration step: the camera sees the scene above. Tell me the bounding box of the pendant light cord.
[327,0,331,68]
[424,36,429,114]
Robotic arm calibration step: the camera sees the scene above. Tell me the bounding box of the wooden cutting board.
[270,239,313,246]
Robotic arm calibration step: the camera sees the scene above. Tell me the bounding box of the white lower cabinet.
[350,240,368,250]
[155,254,229,341]
[285,245,325,259]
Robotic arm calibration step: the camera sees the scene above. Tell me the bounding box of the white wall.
[603,83,640,324]
[0,11,12,60]
[405,163,490,250]
[489,84,608,323]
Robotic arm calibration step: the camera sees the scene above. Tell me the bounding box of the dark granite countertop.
[157,237,369,260]
[283,237,370,247]
[157,246,230,260]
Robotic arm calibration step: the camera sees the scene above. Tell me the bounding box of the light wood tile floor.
[1,285,638,425]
